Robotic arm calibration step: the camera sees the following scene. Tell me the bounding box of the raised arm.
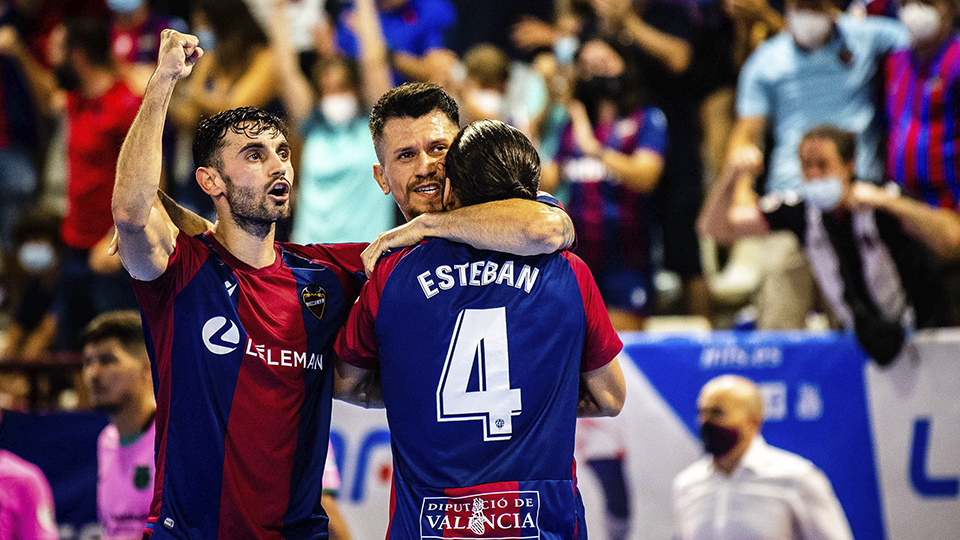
[113,30,200,280]
[360,198,575,275]
[697,161,769,245]
[269,0,316,124]
[352,0,393,107]
[849,182,960,260]
[568,101,664,193]
[578,358,626,417]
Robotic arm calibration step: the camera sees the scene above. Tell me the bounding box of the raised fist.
[156,29,203,81]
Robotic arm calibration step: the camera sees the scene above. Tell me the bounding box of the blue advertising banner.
[623,330,884,540]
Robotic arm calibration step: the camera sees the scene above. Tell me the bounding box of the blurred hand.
[727,144,764,177]
[156,29,203,81]
[848,182,890,211]
[569,101,603,157]
[511,16,558,52]
[0,25,22,57]
[590,0,632,20]
[724,0,771,22]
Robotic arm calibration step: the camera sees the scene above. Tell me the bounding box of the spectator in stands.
[171,0,281,131]
[724,0,907,328]
[885,0,959,210]
[0,208,62,364]
[80,311,156,540]
[9,18,141,351]
[334,0,457,85]
[673,374,853,540]
[0,423,59,540]
[543,37,666,331]
[270,0,395,244]
[107,0,186,95]
[700,125,948,365]
[0,23,40,252]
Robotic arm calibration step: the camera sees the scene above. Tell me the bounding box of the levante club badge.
[301,285,327,320]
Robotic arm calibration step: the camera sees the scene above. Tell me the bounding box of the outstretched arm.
[578,359,626,417]
[113,29,201,280]
[849,182,960,260]
[360,198,575,275]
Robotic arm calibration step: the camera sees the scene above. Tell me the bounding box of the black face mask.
[54,63,80,91]
[576,75,623,104]
[700,422,740,457]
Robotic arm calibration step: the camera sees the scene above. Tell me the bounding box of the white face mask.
[18,241,56,273]
[319,93,359,127]
[468,89,504,118]
[787,9,834,49]
[899,3,941,46]
[802,176,845,211]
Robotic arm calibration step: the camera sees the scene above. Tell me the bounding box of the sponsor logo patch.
[420,490,540,539]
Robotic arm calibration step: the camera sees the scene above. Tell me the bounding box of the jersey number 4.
[436,307,522,441]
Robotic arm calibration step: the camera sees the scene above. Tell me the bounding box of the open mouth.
[268,181,290,200]
[412,182,441,197]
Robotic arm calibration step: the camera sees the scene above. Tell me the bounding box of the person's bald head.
[697,374,765,456]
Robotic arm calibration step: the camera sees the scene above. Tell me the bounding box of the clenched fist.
[156,29,203,81]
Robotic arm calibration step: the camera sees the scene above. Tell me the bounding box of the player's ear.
[196,167,224,197]
[442,177,459,211]
[373,164,391,195]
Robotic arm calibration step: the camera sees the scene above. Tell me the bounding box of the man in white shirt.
[672,374,853,540]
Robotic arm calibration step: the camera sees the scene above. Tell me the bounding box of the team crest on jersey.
[300,285,326,320]
[134,465,151,490]
[420,491,540,539]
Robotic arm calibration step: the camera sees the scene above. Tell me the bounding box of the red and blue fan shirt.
[554,107,667,277]
[131,230,365,540]
[335,239,622,539]
[885,35,960,209]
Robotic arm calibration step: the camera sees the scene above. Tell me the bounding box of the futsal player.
[336,120,626,539]
[112,30,574,540]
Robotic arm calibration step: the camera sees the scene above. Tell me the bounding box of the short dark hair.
[800,125,856,163]
[192,106,288,171]
[63,18,113,68]
[80,310,147,357]
[445,120,540,207]
[368,82,460,162]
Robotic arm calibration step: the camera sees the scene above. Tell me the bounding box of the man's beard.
[223,174,290,238]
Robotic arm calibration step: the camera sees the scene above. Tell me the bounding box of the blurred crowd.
[1,0,959,409]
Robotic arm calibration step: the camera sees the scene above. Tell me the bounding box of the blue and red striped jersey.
[555,107,667,275]
[132,231,365,540]
[336,239,622,539]
[885,35,960,209]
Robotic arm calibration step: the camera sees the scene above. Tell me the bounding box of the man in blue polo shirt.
[714,0,907,329]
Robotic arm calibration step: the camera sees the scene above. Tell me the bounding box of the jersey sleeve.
[18,464,59,540]
[335,245,415,368]
[130,230,210,314]
[562,252,623,371]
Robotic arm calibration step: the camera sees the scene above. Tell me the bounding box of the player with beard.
[112,29,573,540]
[80,311,156,540]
